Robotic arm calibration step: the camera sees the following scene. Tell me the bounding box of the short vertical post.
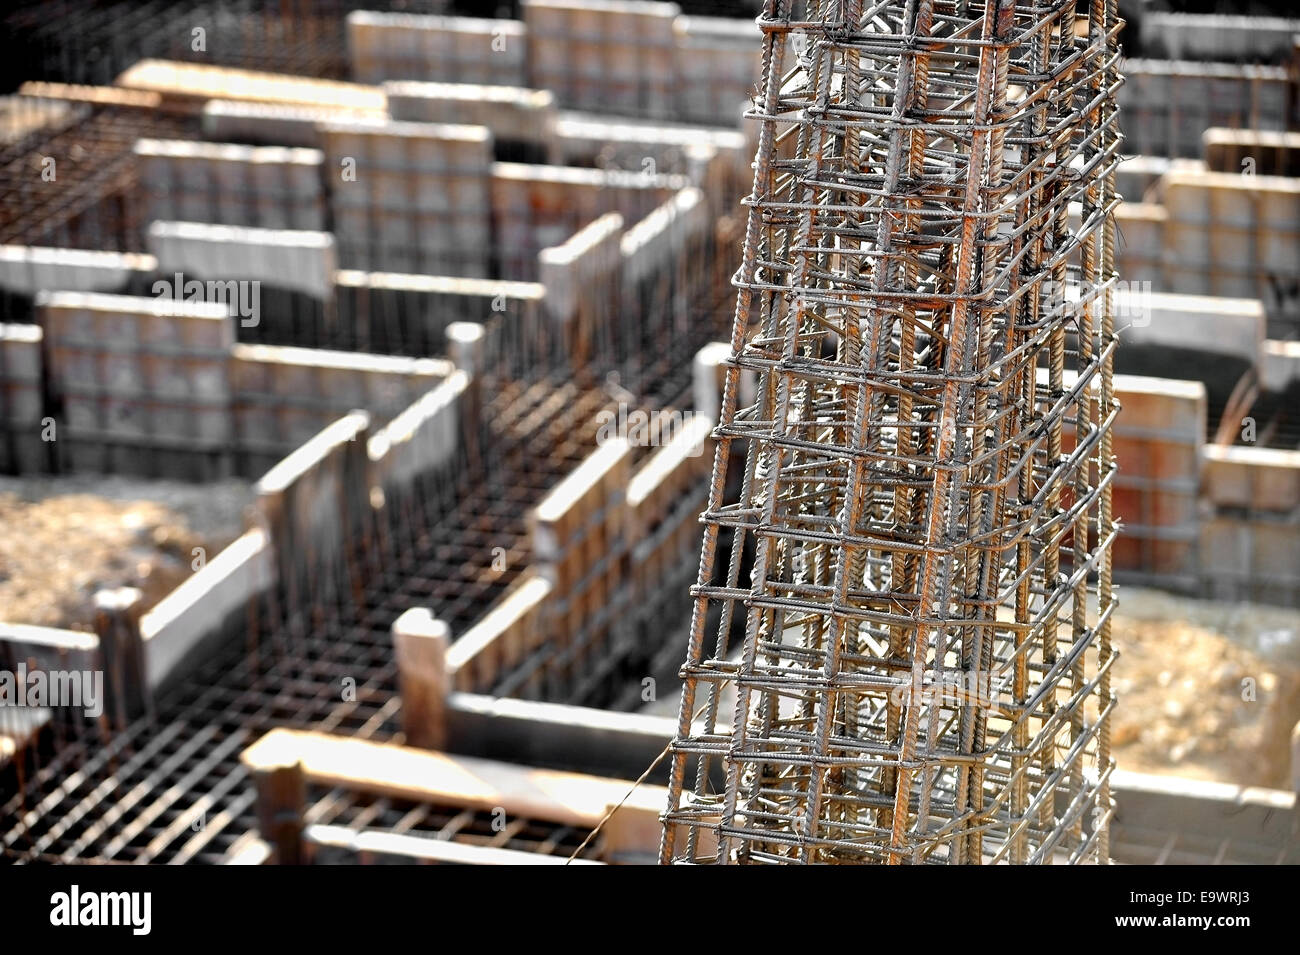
[392,608,451,750]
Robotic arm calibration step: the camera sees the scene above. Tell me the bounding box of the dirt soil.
[1111,587,1300,789]
[0,475,254,632]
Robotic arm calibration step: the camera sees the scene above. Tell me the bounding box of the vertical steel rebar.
[662,0,1122,865]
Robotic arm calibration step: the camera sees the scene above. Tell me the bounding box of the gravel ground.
[1110,586,1300,789]
[0,475,254,632]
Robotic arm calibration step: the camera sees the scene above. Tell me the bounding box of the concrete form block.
[1110,770,1298,864]
[529,437,631,605]
[1104,375,1208,588]
[1159,170,1300,303]
[347,12,527,86]
[37,291,235,477]
[241,727,671,863]
[0,245,156,297]
[148,220,336,301]
[232,343,448,462]
[333,269,543,356]
[1250,518,1300,576]
[693,341,757,426]
[0,622,99,676]
[366,370,466,492]
[1203,445,1300,514]
[1118,291,1264,367]
[1203,128,1300,178]
[135,139,326,233]
[140,527,274,692]
[599,785,676,862]
[384,81,556,156]
[1261,339,1300,393]
[444,322,485,379]
[523,0,680,119]
[446,572,553,694]
[626,413,712,544]
[490,161,687,280]
[255,412,372,599]
[621,186,708,287]
[201,100,384,148]
[1198,516,1251,601]
[303,825,598,864]
[0,323,46,473]
[1114,374,1206,440]
[540,212,624,368]
[244,752,307,866]
[551,115,748,182]
[672,15,761,125]
[1139,14,1300,64]
[1114,202,1166,286]
[116,59,385,112]
[92,586,148,726]
[321,119,493,277]
[1119,60,1290,158]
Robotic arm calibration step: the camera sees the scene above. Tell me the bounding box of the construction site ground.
[1112,586,1300,789]
[1,480,1297,791]
[0,475,252,631]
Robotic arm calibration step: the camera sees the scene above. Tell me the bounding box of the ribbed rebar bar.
[662,0,1122,865]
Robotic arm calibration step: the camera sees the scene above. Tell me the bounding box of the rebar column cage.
[662,0,1122,864]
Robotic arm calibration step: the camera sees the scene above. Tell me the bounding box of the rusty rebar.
[662,0,1122,865]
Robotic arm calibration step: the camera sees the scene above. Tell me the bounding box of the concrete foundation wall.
[343,3,761,128]
[21,290,446,480]
[539,212,624,371]
[1200,445,1300,606]
[37,291,235,479]
[134,139,326,232]
[321,119,493,277]
[0,323,45,473]
[447,573,554,694]
[116,59,386,112]
[1137,14,1300,65]
[201,100,385,149]
[672,15,761,125]
[1119,60,1291,158]
[147,220,336,301]
[346,12,527,87]
[1117,290,1265,367]
[1110,375,1206,590]
[367,369,466,492]
[0,623,99,676]
[0,246,157,297]
[1203,128,1300,178]
[231,343,448,473]
[254,412,372,610]
[1115,170,1300,324]
[384,81,557,161]
[490,162,686,280]
[140,527,273,691]
[1160,170,1300,303]
[334,269,544,358]
[524,0,679,120]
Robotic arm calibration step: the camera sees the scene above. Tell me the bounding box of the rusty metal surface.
[662,0,1124,864]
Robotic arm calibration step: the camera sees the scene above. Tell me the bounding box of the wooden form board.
[242,727,667,857]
